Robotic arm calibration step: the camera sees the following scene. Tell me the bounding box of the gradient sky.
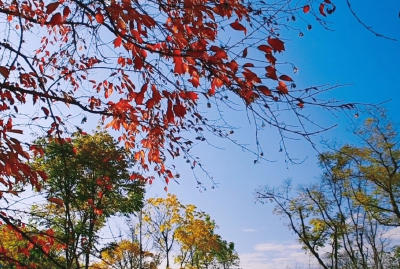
[141,1,400,268]
[8,1,399,269]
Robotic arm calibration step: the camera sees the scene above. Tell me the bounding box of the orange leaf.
[114,36,122,48]
[105,86,113,98]
[185,91,198,101]
[49,13,63,25]
[0,66,10,78]
[268,37,285,52]
[48,197,64,206]
[46,2,60,14]
[95,13,104,24]
[303,5,310,13]
[230,20,247,34]
[279,75,294,81]
[188,76,200,88]
[277,81,288,94]
[319,3,326,16]
[94,208,103,215]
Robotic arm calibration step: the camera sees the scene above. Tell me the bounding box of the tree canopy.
[0,0,351,200]
[258,113,400,269]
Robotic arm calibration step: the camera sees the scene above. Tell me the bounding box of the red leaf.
[185,91,198,101]
[277,81,288,94]
[265,54,276,65]
[324,0,332,4]
[46,2,60,14]
[41,107,50,117]
[167,99,174,123]
[173,104,186,118]
[257,86,272,96]
[214,50,228,59]
[303,5,310,14]
[258,45,273,54]
[49,13,63,25]
[114,36,122,48]
[63,6,70,18]
[0,66,10,78]
[136,83,147,105]
[230,20,247,34]
[268,37,285,52]
[243,63,254,68]
[48,197,64,206]
[95,13,104,24]
[105,86,113,98]
[173,50,184,74]
[279,75,294,82]
[188,76,200,88]
[151,84,161,103]
[140,49,147,59]
[265,66,278,80]
[37,170,48,180]
[319,3,326,16]
[94,208,103,215]
[164,186,168,192]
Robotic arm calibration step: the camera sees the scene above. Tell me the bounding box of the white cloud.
[239,242,321,269]
[382,226,400,241]
[242,228,256,232]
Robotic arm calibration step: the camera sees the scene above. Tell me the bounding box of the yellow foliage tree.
[174,217,220,269]
[90,240,161,269]
[144,194,185,268]
[144,194,239,269]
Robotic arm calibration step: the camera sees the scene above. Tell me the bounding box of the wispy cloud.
[242,228,256,232]
[239,242,320,269]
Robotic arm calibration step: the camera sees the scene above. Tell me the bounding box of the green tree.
[318,114,400,226]
[30,130,145,269]
[257,112,400,269]
[212,239,239,269]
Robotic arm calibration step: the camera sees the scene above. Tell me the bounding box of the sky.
[139,1,400,269]
[4,1,399,269]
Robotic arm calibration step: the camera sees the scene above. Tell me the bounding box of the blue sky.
[143,1,400,268]
[6,1,399,268]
